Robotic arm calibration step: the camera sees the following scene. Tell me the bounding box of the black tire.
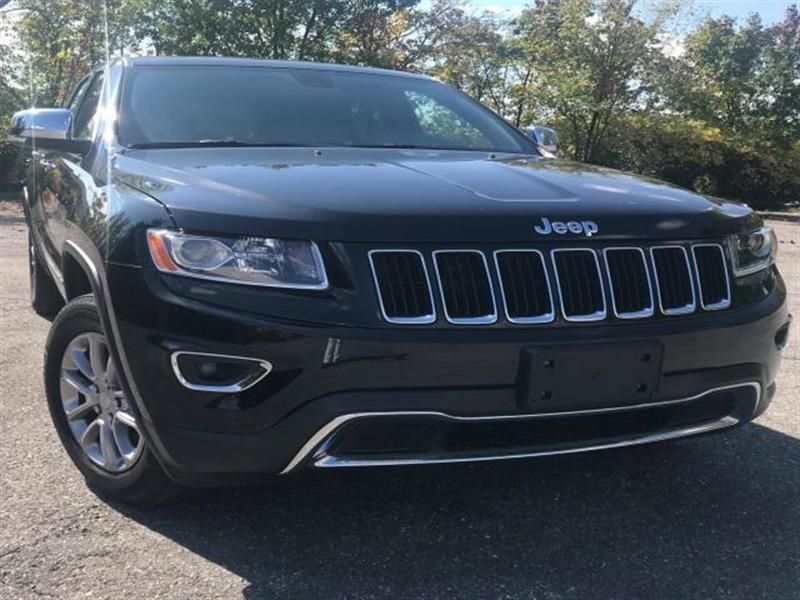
[44,295,180,505]
[29,231,63,320]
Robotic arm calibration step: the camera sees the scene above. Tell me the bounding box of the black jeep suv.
[12,57,790,504]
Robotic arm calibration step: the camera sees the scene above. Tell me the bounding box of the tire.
[44,295,179,505]
[29,231,63,320]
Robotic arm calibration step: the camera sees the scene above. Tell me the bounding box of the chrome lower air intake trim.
[280,382,760,474]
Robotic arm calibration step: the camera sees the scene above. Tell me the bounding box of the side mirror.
[9,108,90,153]
[524,125,558,155]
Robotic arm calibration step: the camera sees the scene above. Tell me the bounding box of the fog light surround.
[170,351,273,393]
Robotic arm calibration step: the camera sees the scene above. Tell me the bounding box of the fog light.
[170,351,272,393]
[197,361,218,378]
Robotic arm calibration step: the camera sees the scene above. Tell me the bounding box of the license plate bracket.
[517,341,664,411]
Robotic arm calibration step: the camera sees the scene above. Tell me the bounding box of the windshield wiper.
[344,143,505,152]
[126,140,313,149]
[346,143,454,150]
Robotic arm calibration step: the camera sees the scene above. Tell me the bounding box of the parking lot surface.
[1,207,798,599]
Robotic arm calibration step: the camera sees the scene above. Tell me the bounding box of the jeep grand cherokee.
[11,57,790,504]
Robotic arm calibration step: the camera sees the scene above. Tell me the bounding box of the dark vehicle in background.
[10,57,790,504]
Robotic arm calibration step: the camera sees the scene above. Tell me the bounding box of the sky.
[471,0,796,24]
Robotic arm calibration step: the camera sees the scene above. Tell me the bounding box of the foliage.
[594,114,800,209]
[667,8,800,149]
[133,0,464,69]
[427,12,518,116]
[510,0,676,162]
[2,0,139,107]
[0,0,797,208]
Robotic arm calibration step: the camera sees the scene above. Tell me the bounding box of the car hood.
[114,147,758,242]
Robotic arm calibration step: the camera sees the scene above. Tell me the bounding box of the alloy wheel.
[59,332,143,472]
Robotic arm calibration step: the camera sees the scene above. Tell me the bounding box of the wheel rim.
[59,332,143,472]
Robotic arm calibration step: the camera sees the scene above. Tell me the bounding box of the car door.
[26,75,91,267]
[38,70,104,270]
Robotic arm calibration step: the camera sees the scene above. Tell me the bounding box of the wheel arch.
[62,250,94,301]
[59,241,176,474]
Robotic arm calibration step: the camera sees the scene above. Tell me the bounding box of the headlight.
[147,229,329,290]
[727,226,778,277]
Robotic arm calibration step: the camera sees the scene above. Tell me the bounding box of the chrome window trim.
[170,351,273,393]
[432,249,498,325]
[649,245,696,315]
[279,382,761,473]
[602,247,655,319]
[492,249,555,324]
[550,248,607,322]
[691,243,732,311]
[368,249,436,325]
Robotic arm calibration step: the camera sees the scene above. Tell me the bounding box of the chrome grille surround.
[432,249,498,325]
[550,248,607,322]
[492,249,555,324]
[368,249,436,325]
[370,241,733,325]
[649,245,697,316]
[602,247,655,319]
[691,243,732,311]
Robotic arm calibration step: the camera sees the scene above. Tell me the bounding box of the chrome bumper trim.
[280,382,760,474]
[316,416,740,469]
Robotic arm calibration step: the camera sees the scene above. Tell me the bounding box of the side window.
[65,76,90,112]
[405,90,491,149]
[72,72,104,139]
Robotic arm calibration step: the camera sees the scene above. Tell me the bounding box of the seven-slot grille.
[692,244,731,310]
[551,249,606,321]
[370,242,732,325]
[368,250,435,324]
[603,248,654,318]
[433,251,497,324]
[650,247,695,314]
[494,251,554,323]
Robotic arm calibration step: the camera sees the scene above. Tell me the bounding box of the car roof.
[119,56,431,80]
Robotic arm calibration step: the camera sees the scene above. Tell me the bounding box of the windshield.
[118,65,535,153]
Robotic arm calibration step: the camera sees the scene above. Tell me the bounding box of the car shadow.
[0,211,26,225]
[117,424,799,599]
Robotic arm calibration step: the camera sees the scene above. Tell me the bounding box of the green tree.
[6,0,140,107]
[754,6,799,148]
[664,7,799,147]
[0,19,24,120]
[428,11,518,117]
[512,0,677,161]
[332,0,464,70]
[677,15,770,131]
[136,0,349,59]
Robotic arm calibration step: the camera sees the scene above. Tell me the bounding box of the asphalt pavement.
[1,206,798,599]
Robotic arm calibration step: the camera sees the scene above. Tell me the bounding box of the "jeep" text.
[534,217,599,237]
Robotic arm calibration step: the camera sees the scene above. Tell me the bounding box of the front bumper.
[107,264,789,485]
